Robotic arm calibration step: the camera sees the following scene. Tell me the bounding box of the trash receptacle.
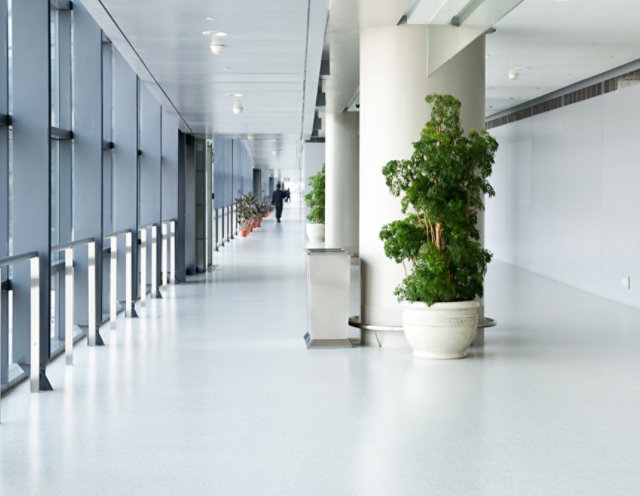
[304,248,351,348]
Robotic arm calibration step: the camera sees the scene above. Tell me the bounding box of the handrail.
[0,251,41,409]
[51,238,100,355]
[106,230,137,322]
[51,237,95,252]
[161,220,176,285]
[138,223,158,230]
[0,251,39,268]
[103,228,132,239]
[138,223,161,300]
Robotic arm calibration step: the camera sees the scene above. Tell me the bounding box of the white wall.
[486,83,640,309]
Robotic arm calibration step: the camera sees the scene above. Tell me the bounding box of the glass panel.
[6,2,12,257]
[7,126,11,256]
[7,0,11,116]
[51,138,59,247]
[50,6,59,127]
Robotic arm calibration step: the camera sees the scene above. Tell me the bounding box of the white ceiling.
[486,0,640,116]
[80,0,640,170]
[80,0,328,171]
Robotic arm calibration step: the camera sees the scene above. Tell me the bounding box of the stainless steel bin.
[304,248,352,348]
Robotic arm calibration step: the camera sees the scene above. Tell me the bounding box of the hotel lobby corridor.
[2,205,640,495]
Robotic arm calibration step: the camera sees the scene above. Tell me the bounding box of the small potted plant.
[304,164,325,242]
[259,200,272,218]
[236,193,259,236]
[379,94,498,359]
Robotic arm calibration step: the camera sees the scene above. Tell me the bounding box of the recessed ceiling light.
[206,16,216,21]
[225,92,243,97]
[272,151,276,155]
[232,101,243,114]
[247,134,255,140]
[210,41,225,54]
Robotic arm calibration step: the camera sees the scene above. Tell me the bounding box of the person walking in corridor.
[271,183,286,223]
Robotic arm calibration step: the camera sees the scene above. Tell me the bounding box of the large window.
[50,5,59,127]
[49,2,72,351]
[102,38,114,234]
[0,0,179,395]
[1,0,10,386]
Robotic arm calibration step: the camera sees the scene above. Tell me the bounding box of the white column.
[359,24,485,329]
[325,112,359,255]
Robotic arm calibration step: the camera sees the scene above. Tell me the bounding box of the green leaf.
[378,93,499,303]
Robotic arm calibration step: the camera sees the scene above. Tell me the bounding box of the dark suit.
[272,189,286,220]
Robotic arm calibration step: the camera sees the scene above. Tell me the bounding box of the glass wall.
[0,0,182,393]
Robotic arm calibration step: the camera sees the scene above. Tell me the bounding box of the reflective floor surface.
[2,204,640,495]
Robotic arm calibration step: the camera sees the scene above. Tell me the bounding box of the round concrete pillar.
[359,24,485,332]
[325,111,359,255]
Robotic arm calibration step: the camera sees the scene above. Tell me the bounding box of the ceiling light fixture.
[202,30,227,37]
[225,92,243,97]
[507,66,531,81]
[210,40,225,54]
[232,101,243,115]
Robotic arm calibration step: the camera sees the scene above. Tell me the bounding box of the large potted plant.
[304,164,325,242]
[379,94,498,359]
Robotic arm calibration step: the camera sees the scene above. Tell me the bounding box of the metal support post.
[125,231,137,318]
[221,207,225,246]
[214,208,219,251]
[87,241,97,346]
[170,221,176,284]
[29,256,40,393]
[139,228,147,303]
[151,225,160,298]
[64,247,74,365]
[110,235,117,326]
[161,222,168,286]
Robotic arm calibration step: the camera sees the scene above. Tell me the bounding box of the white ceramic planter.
[306,223,325,242]
[401,300,479,359]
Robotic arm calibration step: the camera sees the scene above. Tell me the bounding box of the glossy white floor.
[2,204,640,495]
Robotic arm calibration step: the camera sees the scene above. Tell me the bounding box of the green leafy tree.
[304,164,325,224]
[379,94,498,305]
